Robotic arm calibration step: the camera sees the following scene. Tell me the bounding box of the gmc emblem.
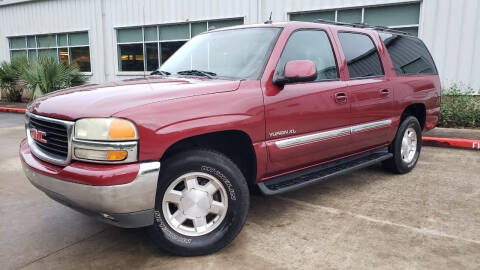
[30,128,47,144]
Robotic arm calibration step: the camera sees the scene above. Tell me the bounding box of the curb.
[0,107,26,113]
[422,136,480,150]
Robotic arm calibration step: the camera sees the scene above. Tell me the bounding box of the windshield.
[160,27,281,80]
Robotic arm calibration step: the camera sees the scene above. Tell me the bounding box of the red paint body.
[23,22,441,186]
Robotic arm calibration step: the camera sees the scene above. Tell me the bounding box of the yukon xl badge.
[269,129,296,138]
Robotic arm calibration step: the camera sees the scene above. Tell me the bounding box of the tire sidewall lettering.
[200,165,237,201]
[154,210,192,244]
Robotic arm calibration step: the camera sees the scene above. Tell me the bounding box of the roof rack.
[313,19,412,35]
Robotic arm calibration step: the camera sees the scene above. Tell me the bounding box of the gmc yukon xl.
[20,21,440,255]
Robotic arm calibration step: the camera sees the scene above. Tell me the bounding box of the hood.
[28,77,240,120]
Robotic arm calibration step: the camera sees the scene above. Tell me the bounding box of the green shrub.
[21,56,87,99]
[438,84,480,128]
[0,55,29,102]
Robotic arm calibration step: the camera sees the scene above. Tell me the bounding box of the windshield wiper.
[176,70,217,79]
[150,70,171,76]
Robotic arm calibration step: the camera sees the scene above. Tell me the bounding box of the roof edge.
[0,0,38,7]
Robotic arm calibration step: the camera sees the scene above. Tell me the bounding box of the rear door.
[336,31,395,152]
[263,29,351,175]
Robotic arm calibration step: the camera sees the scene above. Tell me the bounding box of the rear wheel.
[383,116,422,174]
[149,149,249,256]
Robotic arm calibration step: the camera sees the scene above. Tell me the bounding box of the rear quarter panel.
[393,74,441,131]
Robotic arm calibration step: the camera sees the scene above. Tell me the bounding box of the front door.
[263,29,351,176]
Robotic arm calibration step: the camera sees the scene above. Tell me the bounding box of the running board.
[258,148,393,195]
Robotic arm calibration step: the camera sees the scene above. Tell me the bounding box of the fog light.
[74,148,128,161]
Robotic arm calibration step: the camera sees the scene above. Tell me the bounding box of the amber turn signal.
[107,150,128,161]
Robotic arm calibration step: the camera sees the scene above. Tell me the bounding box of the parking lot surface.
[1,112,479,269]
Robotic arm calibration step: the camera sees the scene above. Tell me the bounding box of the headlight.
[75,118,138,141]
[73,118,138,163]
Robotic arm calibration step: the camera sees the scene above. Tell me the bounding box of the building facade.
[1,0,479,90]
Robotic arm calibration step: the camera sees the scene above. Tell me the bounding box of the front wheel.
[383,116,422,174]
[148,149,249,256]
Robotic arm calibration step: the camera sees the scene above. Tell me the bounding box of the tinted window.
[338,32,384,79]
[380,33,437,75]
[276,30,338,81]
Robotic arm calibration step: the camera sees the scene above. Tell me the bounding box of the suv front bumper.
[20,139,160,228]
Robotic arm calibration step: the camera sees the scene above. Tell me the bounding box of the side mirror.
[273,60,317,86]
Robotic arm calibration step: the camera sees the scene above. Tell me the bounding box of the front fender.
[113,82,265,161]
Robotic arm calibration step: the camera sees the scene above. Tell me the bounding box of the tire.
[148,149,249,256]
[383,116,422,174]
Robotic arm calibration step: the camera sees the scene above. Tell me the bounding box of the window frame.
[337,31,386,80]
[287,2,421,36]
[7,30,92,75]
[274,28,340,84]
[114,17,245,75]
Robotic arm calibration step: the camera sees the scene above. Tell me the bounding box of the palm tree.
[21,56,87,99]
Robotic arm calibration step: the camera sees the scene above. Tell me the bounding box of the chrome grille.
[26,112,75,166]
[29,117,69,158]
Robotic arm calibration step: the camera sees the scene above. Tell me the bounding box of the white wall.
[420,0,480,91]
[1,0,479,91]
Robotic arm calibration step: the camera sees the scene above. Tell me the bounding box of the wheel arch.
[400,103,426,130]
[160,130,257,189]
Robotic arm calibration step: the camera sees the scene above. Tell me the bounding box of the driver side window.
[276,30,339,81]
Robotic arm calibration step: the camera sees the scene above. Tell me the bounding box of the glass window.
[118,44,144,71]
[69,32,89,46]
[364,3,420,27]
[27,36,36,48]
[191,22,207,37]
[28,50,37,61]
[208,19,244,29]
[144,27,158,42]
[161,28,281,80]
[10,37,26,49]
[71,47,91,72]
[58,34,68,46]
[38,49,57,58]
[8,31,91,73]
[145,43,159,71]
[37,35,56,48]
[159,24,189,40]
[337,9,362,23]
[59,48,69,65]
[11,50,27,59]
[276,30,338,81]
[338,32,384,79]
[380,33,437,75]
[161,41,186,63]
[117,28,143,43]
[116,18,244,73]
[289,4,420,37]
[290,11,335,22]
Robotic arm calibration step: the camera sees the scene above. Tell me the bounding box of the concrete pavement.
[1,112,479,269]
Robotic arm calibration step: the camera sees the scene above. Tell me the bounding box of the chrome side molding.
[274,119,392,149]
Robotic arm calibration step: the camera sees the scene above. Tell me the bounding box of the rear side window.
[338,32,384,79]
[380,33,438,75]
[276,30,338,81]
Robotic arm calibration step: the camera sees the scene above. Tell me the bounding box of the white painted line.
[277,196,480,245]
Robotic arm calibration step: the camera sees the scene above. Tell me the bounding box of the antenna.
[264,12,273,24]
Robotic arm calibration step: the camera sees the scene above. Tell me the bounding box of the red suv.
[20,21,440,255]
